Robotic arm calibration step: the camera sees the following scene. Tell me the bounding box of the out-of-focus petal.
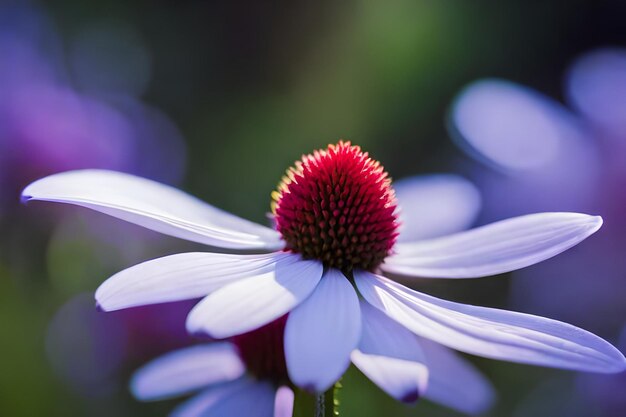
[356,271,626,373]
[274,386,294,417]
[419,338,495,415]
[383,212,602,278]
[171,378,274,417]
[96,252,289,311]
[567,48,626,134]
[186,256,323,338]
[285,269,361,392]
[394,174,481,243]
[170,380,245,417]
[130,343,245,401]
[351,300,427,403]
[450,79,567,171]
[21,170,283,250]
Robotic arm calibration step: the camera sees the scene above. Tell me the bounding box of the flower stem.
[315,392,326,417]
[293,381,341,417]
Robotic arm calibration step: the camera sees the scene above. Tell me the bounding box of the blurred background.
[1,0,626,416]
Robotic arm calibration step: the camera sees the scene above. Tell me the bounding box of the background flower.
[449,47,626,417]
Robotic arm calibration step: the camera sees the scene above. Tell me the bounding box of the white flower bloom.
[22,142,626,414]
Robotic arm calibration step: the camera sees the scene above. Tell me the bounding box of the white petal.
[419,338,495,415]
[274,386,294,417]
[130,343,245,401]
[356,271,626,373]
[285,269,361,392]
[171,378,274,417]
[351,300,427,403]
[384,212,602,278]
[394,174,481,243]
[187,255,323,338]
[96,252,290,311]
[22,170,282,250]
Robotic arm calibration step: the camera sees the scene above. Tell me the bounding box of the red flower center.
[232,316,289,383]
[272,141,399,272]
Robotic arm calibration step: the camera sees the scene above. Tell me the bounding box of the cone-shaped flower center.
[273,141,399,271]
[232,315,289,383]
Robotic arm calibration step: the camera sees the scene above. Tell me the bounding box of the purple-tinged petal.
[356,271,626,373]
[450,79,570,171]
[351,300,427,403]
[21,170,283,250]
[200,380,275,417]
[187,256,323,338]
[274,386,294,417]
[171,378,274,417]
[96,252,289,311]
[130,343,245,401]
[567,48,626,135]
[170,381,244,417]
[384,212,602,278]
[395,174,481,243]
[419,338,495,415]
[285,269,361,392]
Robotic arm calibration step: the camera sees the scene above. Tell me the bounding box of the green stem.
[315,392,326,417]
[293,381,341,417]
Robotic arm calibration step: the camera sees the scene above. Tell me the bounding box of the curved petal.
[187,255,323,338]
[96,252,288,311]
[419,338,495,415]
[274,386,294,417]
[384,212,602,278]
[450,79,569,171]
[356,271,626,373]
[21,170,282,250]
[171,378,274,417]
[394,174,481,243]
[285,269,361,392]
[130,343,245,401]
[351,300,427,403]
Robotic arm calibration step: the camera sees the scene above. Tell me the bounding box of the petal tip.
[128,376,162,403]
[128,369,157,402]
[128,377,144,401]
[400,390,420,404]
[590,215,603,232]
[94,287,114,312]
[301,383,317,394]
[20,176,49,202]
[94,288,114,312]
[604,350,626,374]
[185,316,218,339]
[189,328,211,339]
[20,193,32,204]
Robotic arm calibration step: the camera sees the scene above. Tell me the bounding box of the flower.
[0,1,186,210]
[448,48,626,331]
[130,317,294,417]
[131,314,493,416]
[22,141,626,408]
[46,294,196,397]
[449,48,626,416]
